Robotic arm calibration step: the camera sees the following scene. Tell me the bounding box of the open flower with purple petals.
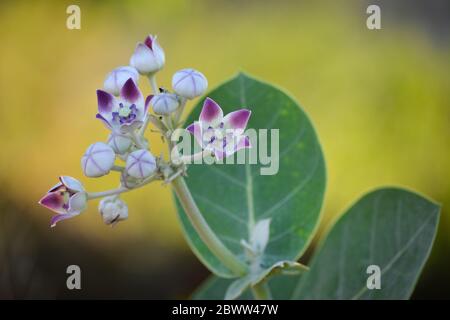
[187,98,252,159]
[38,176,88,227]
[96,78,152,134]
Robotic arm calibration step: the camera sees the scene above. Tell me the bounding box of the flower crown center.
[118,103,135,117]
[113,103,138,124]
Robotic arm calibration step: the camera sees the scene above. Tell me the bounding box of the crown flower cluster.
[39,34,251,228]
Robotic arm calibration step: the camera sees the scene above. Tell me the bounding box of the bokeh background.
[0,0,449,299]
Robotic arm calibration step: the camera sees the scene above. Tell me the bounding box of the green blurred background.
[0,0,449,299]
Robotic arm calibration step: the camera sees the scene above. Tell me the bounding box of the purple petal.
[97,90,114,114]
[50,213,75,228]
[200,98,223,126]
[39,192,65,214]
[219,135,251,160]
[214,149,226,160]
[132,43,152,60]
[144,35,154,50]
[96,113,113,130]
[145,94,154,113]
[120,78,142,103]
[223,109,251,130]
[236,135,251,151]
[187,122,203,147]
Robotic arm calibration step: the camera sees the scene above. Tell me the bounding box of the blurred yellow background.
[0,0,449,298]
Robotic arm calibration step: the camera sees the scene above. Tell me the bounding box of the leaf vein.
[260,147,320,219]
[351,213,434,300]
[191,192,247,225]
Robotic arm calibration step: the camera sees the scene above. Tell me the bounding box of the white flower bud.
[151,93,179,115]
[130,35,165,75]
[172,68,208,99]
[103,66,139,96]
[107,132,133,155]
[125,149,157,179]
[99,196,128,225]
[81,142,116,177]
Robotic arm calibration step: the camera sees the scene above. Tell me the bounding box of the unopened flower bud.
[103,66,139,96]
[99,196,128,225]
[125,149,157,179]
[172,68,208,99]
[130,35,165,75]
[151,93,179,115]
[81,142,116,177]
[108,133,133,155]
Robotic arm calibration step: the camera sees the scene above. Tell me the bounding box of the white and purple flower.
[187,98,252,159]
[96,78,152,134]
[130,35,165,74]
[38,176,88,227]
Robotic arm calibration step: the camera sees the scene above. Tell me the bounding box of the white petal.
[67,192,88,215]
[60,176,84,192]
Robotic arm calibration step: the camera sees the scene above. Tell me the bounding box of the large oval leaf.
[193,188,440,298]
[292,188,440,299]
[175,73,326,277]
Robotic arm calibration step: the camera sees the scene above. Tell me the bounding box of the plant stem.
[172,149,210,165]
[139,73,159,136]
[171,176,247,276]
[87,186,129,200]
[111,165,124,172]
[251,282,272,300]
[139,114,151,136]
[131,131,146,149]
[87,173,160,200]
[147,73,159,93]
[173,97,187,126]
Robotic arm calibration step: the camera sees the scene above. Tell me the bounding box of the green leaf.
[292,188,440,299]
[175,73,326,277]
[192,274,300,300]
[193,188,440,299]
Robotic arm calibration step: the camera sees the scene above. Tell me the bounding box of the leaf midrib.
[239,75,256,239]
